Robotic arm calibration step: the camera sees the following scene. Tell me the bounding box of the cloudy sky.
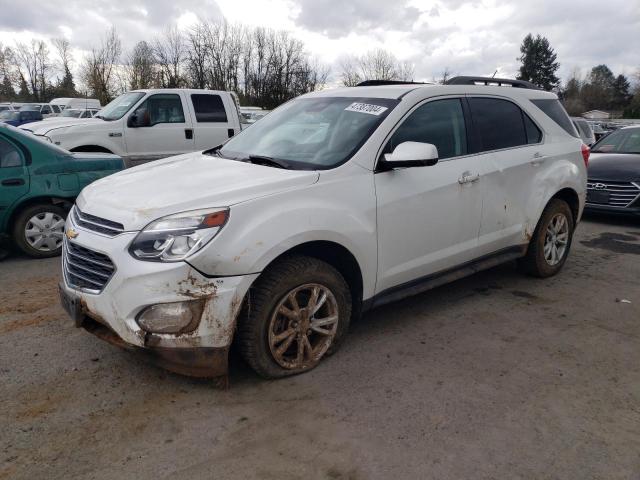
[0,0,638,85]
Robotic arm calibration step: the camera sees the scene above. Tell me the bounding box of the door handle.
[1,178,25,186]
[458,172,480,184]
[185,129,193,140]
[531,152,547,166]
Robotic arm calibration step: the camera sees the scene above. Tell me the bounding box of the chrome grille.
[72,207,124,237]
[63,240,115,293]
[586,180,640,208]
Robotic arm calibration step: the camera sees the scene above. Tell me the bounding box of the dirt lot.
[1,213,639,480]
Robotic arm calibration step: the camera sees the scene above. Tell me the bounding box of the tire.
[518,198,574,278]
[12,204,67,258]
[237,254,352,379]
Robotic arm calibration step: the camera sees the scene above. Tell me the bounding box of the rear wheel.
[12,204,67,258]
[237,255,351,378]
[518,198,574,278]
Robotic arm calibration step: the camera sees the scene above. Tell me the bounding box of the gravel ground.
[1,213,639,480]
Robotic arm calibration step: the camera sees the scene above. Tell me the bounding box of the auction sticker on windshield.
[345,102,388,116]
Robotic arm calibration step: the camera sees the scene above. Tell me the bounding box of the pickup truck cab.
[26,89,243,167]
[0,124,124,258]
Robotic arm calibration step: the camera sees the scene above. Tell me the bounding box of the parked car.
[585,125,640,216]
[19,103,58,119]
[0,110,43,126]
[0,124,124,258]
[25,89,243,167]
[44,108,99,120]
[59,77,586,381]
[571,117,596,146]
[49,97,101,112]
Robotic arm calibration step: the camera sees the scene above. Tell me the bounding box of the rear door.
[189,93,236,150]
[124,92,195,164]
[467,96,544,254]
[0,135,29,227]
[375,97,485,293]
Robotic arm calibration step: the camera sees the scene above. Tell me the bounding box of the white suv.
[59,77,587,380]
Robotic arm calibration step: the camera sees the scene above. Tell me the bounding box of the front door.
[375,97,484,293]
[124,93,194,165]
[0,135,29,227]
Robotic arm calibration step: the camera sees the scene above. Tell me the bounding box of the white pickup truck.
[25,89,243,167]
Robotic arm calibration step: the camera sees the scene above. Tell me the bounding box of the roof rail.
[355,80,428,87]
[445,76,541,90]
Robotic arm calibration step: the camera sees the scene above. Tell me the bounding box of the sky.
[0,0,638,86]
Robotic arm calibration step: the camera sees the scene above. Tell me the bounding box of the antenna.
[491,70,498,78]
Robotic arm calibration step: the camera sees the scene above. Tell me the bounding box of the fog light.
[137,300,205,334]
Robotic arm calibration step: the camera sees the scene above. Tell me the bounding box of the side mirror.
[128,111,149,128]
[382,142,439,169]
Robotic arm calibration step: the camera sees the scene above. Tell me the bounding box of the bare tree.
[126,41,155,90]
[339,49,413,86]
[81,27,122,104]
[14,40,51,101]
[52,37,76,95]
[154,27,185,88]
[0,43,17,100]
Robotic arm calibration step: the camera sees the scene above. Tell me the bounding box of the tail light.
[581,144,590,167]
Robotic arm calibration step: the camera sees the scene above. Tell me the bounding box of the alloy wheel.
[268,283,339,370]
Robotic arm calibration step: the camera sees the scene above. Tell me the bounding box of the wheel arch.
[550,187,580,225]
[5,196,74,233]
[255,240,365,320]
[69,145,113,154]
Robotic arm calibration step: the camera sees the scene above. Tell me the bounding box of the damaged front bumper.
[59,226,258,379]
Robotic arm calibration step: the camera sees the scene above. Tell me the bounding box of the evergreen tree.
[611,74,631,110]
[582,65,615,110]
[516,34,560,91]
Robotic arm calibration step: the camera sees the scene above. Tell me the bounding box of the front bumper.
[584,202,640,216]
[59,219,259,378]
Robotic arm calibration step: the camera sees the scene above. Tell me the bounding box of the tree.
[560,69,585,115]
[153,27,185,88]
[81,27,122,104]
[516,34,560,91]
[14,40,51,101]
[52,38,77,97]
[0,44,17,101]
[611,74,632,110]
[126,41,156,90]
[581,64,615,110]
[339,48,413,86]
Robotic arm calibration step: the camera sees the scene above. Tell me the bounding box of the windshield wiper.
[203,145,224,157]
[243,155,291,169]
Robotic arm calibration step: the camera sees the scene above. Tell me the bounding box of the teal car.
[0,124,124,258]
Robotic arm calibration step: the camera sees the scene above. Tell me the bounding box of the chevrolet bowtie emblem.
[65,228,79,240]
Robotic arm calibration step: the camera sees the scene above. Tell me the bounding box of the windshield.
[61,109,83,118]
[97,92,145,121]
[0,111,18,121]
[592,128,640,154]
[220,96,398,170]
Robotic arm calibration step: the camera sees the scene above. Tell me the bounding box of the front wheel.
[12,204,67,258]
[237,255,351,378]
[518,198,574,278]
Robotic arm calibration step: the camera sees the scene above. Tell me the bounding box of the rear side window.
[523,114,542,144]
[468,98,527,150]
[386,98,468,160]
[191,94,228,123]
[531,99,578,137]
[0,137,23,168]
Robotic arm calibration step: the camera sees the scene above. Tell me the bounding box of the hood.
[76,152,320,230]
[23,117,100,135]
[588,153,640,182]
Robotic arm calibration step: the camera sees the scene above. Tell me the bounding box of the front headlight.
[129,207,229,262]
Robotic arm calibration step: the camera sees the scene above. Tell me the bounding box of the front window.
[219,96,398,170]
[591,129,640,154]
[131,94,185,126]
[96,92,145,121]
